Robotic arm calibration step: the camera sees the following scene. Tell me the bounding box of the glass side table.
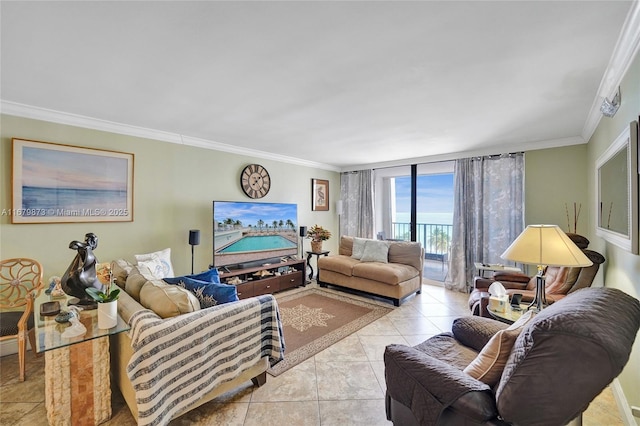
[487,304,526,324]
[34,292,130,426]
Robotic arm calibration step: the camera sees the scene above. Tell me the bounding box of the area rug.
[268,288,393,376]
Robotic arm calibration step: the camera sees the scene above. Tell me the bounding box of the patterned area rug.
[268,287,393,376]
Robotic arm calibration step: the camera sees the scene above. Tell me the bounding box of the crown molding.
[582,1,640,142]
[0,101,341,172]
[342,136,585,172]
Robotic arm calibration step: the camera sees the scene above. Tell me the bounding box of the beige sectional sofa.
[317,236,424,306]
[109,264,282,424]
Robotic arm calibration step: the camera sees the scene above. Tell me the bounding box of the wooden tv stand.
[218,258,306,299]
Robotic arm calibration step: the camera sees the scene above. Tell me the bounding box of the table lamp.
[501,224,592,311]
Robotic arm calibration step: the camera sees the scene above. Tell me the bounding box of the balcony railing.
[391,222,452,261]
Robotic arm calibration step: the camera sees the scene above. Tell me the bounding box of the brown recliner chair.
[468,234,605,317]
[384,287,640,426]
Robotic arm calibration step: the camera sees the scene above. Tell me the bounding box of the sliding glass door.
[374,162,454,281]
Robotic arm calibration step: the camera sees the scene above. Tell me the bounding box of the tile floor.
[0,282,624,425]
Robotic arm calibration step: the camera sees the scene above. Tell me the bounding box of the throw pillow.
[360,240,389,263]
[506,309,536,331]
[463,328,520,386]
[463,310,536,386]
[182,268,222,284]
[125,265,156,302]
[351,237,367,260]
[163,276,238,308]
[135,248,175,278]
[112,259,133,287]
[139,279,201,319]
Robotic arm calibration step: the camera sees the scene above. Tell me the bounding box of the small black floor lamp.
[299,226,307,259]
[189,229,200,274]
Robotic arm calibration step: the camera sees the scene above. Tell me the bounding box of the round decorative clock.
[240,164,271,199]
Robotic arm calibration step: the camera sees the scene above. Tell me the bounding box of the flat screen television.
[212,200,299,269]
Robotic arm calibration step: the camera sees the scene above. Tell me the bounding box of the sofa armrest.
[384,344,497,424]
[492,272,530,283]
[451,316,508,351]
[474,276,529,291]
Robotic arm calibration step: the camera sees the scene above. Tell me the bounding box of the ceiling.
[0,1,636,171]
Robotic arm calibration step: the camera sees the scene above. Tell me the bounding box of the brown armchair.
[384,287,640,425]
[468,234,605,317]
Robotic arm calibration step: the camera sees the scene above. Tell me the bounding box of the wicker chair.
[0,258,44,381]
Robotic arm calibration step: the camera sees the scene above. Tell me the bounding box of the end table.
[34,293,130,426]
[305,250,329,281]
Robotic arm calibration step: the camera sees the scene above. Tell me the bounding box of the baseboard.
[611,378,637,426]
[0,340,19,357]
[0,340,34,357]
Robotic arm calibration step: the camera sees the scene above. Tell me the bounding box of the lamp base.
[527,273,547,312]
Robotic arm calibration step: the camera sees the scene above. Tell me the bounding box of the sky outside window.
[394,174,454,225]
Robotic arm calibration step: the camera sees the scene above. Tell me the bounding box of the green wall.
[0,115,340,278]
[525,50,640,418]
[586,50,640,418]
[525,143,589,235]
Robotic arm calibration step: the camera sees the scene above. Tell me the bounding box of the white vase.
[97,300,118,329]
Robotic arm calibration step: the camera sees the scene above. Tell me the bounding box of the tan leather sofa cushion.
[388,242,422,271]
[352,262,418,285]
[339,236,354,256]
[318,255,359,276]
[139,279,201,319]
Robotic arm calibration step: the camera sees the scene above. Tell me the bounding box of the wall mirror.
[595,120,639,254]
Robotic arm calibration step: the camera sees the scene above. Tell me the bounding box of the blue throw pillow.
[178,268,221,283]
[164,270,237,308]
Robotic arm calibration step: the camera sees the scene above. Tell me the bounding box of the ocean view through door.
[374,162,454,281]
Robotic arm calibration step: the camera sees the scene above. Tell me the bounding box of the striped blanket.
[127,294,284,426]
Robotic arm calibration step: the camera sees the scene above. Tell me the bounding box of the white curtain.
[340,170,374,238]
[445,154,524,292]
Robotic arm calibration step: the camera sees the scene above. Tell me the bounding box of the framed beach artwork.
[11,139,134,224]
[311,178,329,211]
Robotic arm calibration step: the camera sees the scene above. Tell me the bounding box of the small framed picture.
[311,179,329,211]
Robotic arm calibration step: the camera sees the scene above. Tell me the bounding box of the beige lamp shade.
[501,224,593,267]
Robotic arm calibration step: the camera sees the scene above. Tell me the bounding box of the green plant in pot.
[307,224,331,252]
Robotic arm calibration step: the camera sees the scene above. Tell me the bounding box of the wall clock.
[240,164,271,199]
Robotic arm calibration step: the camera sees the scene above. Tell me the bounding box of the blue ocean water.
[394,212,453,225]
[21,186,127,214]
[220,235,297,253]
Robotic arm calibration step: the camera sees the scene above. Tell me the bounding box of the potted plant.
[86,263,120,329]
[307,224,332,252]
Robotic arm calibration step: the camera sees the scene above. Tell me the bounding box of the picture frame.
[311,178,329,211]
[11,139,134,224]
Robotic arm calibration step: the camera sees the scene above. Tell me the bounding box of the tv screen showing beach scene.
[213,201,298,268]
